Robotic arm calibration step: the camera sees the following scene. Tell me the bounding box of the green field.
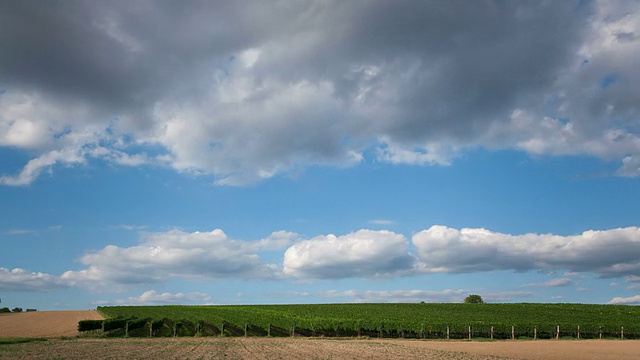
[91,303,640,339]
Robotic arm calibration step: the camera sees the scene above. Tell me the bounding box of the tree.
[0,307,10,313]
[11,307,23,313]
[464,294,484,304]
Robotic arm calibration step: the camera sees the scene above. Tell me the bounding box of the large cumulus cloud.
[0,267,68,292]
[413,225,640,277]
[2,225,640,292]
[283,230,415,278]
[1,1,639,185]
[60,229,291,288]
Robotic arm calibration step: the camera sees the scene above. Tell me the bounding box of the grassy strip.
[0,337,47,345]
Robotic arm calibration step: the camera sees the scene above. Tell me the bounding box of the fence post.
[149,320,153,338]
[267,323,271,337]
[125,321,129,338]
[534,326,537,340]
[621,326,624,339]
[244,322,248,337]
[468,325,471,340]
[556,325,560,340]
[511,326,515,340]
[221,323,224,336]
[490,326,494,340]
[446,326,450,340]
[577,325,580,340]
[291,323,295,337]
[599,326,602,340]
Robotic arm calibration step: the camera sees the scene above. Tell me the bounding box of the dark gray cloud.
[1,0,639,184]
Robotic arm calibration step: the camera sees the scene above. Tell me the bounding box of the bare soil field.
[0,311,103,338]
[390,339,640,360]
[0,337,506,360]
[1,338,639,360]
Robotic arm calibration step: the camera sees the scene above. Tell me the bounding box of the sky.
[1,0,640,310]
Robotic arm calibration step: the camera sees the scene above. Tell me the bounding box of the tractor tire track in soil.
[0,338,507,360]
[1,338,639,359]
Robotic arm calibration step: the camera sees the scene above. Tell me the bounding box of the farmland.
[2,338,640,360]
[2,308,640,359]
[94,303,640,339]
[0,311,103,338]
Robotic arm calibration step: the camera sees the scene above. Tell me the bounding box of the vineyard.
[84,303,640,339]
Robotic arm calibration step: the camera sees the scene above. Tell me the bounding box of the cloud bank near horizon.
[1,1,640,186]
[1,225,639,304]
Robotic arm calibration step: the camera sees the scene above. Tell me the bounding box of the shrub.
[12,307,23,313]
[464,295,484,304]
[78,320,104,332]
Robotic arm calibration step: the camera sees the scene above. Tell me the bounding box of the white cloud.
[624,275,640,289]
[61,229,282,288]
[3,224,640,292]
[625,275,640,283]
[283,229,415,279]
[608,295,640,305]
[249,231,300,251]
[375,142,454,166]
[413,225,640,277]
[320,289,466,303]
[522,278,573,287]
[319,289,534,303]
[0,148,86,186]
[482,291,535,302]
[368,219,396,226]
[5,229,37,235]
[1,1,639,185]
[0,268,67,292]
[97,290,212,306]
[110,224,146,231]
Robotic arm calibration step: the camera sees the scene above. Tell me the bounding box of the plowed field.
[0,311,103,338]
[1,338,639,360]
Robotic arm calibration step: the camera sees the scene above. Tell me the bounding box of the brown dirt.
[386,339,640,360]
[0,338,638,360]
[0,310,103,338]
[0,338,506,359]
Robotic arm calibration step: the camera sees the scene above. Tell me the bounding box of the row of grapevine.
[90,303,640,339]
[80,318,635,339]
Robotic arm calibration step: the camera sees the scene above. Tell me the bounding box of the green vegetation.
[92,303,640,339]
[464,295,484,304]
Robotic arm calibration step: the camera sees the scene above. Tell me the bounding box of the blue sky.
[1,1,640,310]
